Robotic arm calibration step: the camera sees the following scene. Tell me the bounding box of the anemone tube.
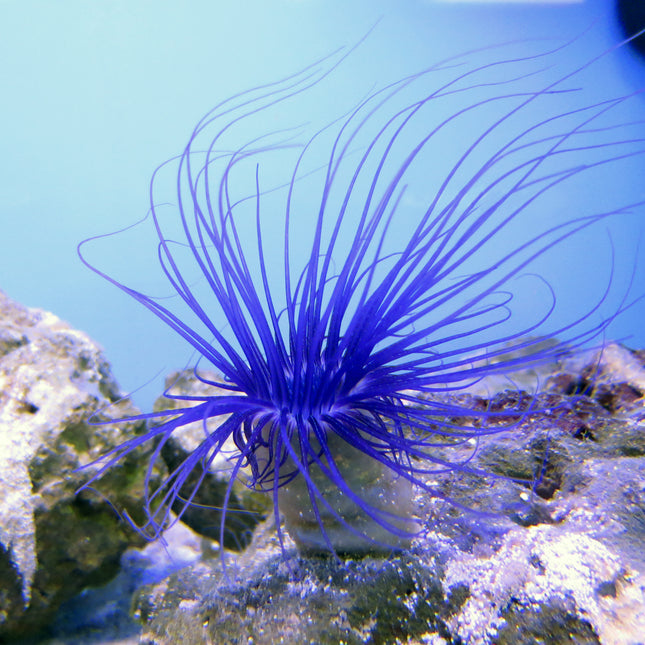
[79,34,645,558]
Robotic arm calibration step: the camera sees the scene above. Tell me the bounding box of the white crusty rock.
[0,289,163,642]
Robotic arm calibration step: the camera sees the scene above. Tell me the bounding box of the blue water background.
[1,0,644,411]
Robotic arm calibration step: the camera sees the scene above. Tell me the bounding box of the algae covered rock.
[135,518,457,645]
[0,290,165,641]
[135,342,645,645]
[3,285,643,644]
[151,369,266,550]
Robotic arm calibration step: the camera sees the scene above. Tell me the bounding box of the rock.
[0,290,165,641]
[135,342,645,644]
[151,369,266,550]
[443,525,644,645]
[135,519,456,645]
[3,289,642,644]
[47,520,210,645]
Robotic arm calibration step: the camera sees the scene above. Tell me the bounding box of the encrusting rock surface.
[134,344,645,645]
[1,289,644,644]
[0,290,164,641]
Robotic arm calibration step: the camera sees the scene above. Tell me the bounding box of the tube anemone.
[79,34,644,557]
